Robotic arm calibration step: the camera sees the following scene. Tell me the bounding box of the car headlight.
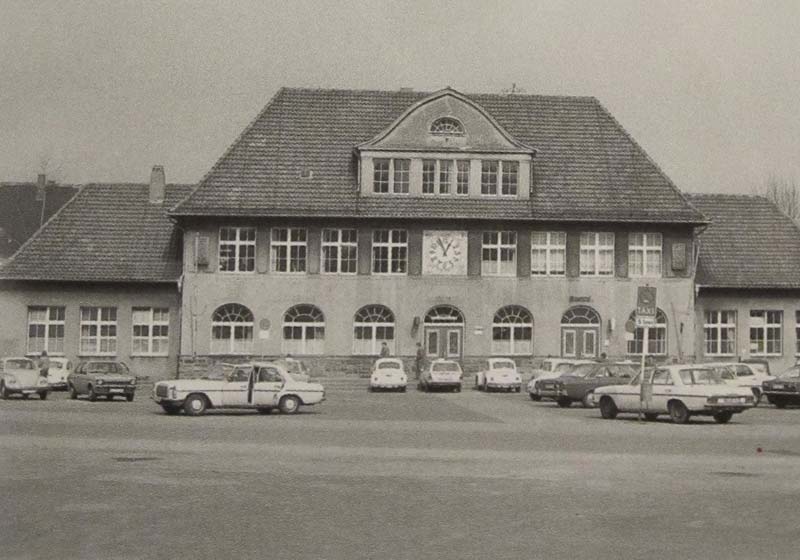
[170,386,178,399]
[6,375,17,385]
[97,379,104,385]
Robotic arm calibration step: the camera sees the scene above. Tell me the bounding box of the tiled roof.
[0,184,192,283]
[688,194,800,289]
[172,88,706,224]
[0,183,78,259]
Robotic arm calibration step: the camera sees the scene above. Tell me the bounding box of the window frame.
[26,306,66,356]
[373,158,411,194]
[353,305,396,355]
[704,310,736,357]
[491,305,533,356]
[218,226,256,273]
[321,228,358,275]
[531,231,567,276]
[270,227,308,274]
[372,229,408,275]
[79,306,118,356]
[481,231,517,277]
[628,232,663,278]
[210,304,254,355]
[580,232,615,277]
[131,307,170,357]
[481,160,518,197]
[749,310,783,356]
[282,304,326,356]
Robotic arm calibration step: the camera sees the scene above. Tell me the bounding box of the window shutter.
[407,228,423,276]
[358,227,372,275]
[195,235,209,268]
[467,231,482,276]
[257,228,269,273]
[615,231,628,278]
[565,231,580,277]
[517,230,531,277]
[307,228,321,274]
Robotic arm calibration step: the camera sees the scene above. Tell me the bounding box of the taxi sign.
[636,286,657,318]
[635,315,657,328]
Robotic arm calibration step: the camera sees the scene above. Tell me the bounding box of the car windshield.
[553,363,575,374]
[778,367,800,380]
[432,362,460,373]
[609,364,637,378]
[567,364,597,378]
[50,362,64,369]
[378,361,402,370]
[6,359,33,369]
[286,361,307,375]
[492,360,516,370]
[744,362,769,376]
[679,368,723,385]
[86,362,130,374]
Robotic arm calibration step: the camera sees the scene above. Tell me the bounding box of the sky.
[1,0,798,194]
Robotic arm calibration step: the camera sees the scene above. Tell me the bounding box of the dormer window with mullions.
[430,117,464,136]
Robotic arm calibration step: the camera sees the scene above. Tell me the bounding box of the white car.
[369,358,407,392]
[527,359,596,401]
[703,362,774,405]
[278,357,311,383]
[46,357,73,390]
[152,361,325,416]
[592,364,755,424]
[419,359,463,392]
[475,358,522,392]
[0,357,49,400]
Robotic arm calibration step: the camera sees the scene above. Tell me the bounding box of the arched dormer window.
[430,117,464,136]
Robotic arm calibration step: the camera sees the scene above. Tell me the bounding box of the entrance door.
[446,329,461,358]
[425,327,463,359]
[561,327,599,358]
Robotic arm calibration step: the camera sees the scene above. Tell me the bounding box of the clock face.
[423,231,467,275]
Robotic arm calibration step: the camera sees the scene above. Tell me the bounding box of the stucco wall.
[0,281,181,380]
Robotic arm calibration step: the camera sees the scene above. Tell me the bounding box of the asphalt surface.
[2,384,800,560]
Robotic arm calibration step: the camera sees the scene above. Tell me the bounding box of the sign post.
[636,286,657,422]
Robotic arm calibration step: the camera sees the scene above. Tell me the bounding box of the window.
[372,229,408,274]
[210,304,254,354]
[322,229,357,274]
[373,158,410,194]
[132,308,170,356]
[501,161,519,196]
[271,228,307,273]
[393,159,410,193]
[282,304,325,355]
[481,161,498,195]
[531,232,566,276]
[629,233,663,277]
[27,306,65,355]
[219,227,255,273]
[627,309,667,356]
[749,310,782,356]
[481,231,517,276]
[580,232,615,276]
[704,310,736,356]
[421,159,462,195]
[422,160,436,194]
[482,161,518,196]
[353,305,395,355]
[373,159,389,193]
[80,307,117,355]
[439,160,452,194]
[430,117,464,135]
[492,306,533,355]
[456,160,470,195]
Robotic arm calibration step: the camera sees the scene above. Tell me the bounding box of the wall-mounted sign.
[259,318,271,330]
[422,230,468,275]
[569,296,591,303]
[672,242,687,271]
[473,327,484,336]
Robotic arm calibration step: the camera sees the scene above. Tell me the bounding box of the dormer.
[356,88,536,200]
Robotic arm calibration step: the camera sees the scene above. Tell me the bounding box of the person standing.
[414,342,425,379]
[38,350,50,379]
[379,341,391,357]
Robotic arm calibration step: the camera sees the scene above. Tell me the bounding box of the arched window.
[211,304,254,354]
[430,117,464,136]
[353,305,395,355]
[560,306,601,358]
[561,306,601,325]
[492,305,533,355]
[424,305,464,325]
[627,309,668,356]
[282,304,325,355]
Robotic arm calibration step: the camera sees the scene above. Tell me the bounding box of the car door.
[649,368,674,412]
[72,363,86,392]
[252,365,284,408]
[221,366,253,407]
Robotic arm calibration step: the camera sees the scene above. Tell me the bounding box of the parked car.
[551,362,638,407]
[277,357,311,383]
[592,365,755,424]
[532,362,600,402]
[761,365,800,408]
[369,358,407,392]
[474,358,522,392]
[740,358,770,377]
[0,357,49,399]
[152,361,325,416]
[419,359,462,392]
[704,362,774,405]
[46,357,73,390]
[527,359,596,400]
[68,361,136,402]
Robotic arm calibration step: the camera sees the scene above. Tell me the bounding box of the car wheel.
[0,382,10,400]
[599,396,618,419]
[668,401,690,424]
[751,388,762,406]
[400,386,406,393]
[515,387,521,393]
[126,394,134,402]
[21,393,29,400]
[69,385,78,400]
[183,394,208,416]
[556,397,572,408]
[775,399,787,409]
[161,404,181,415]
[713,411,733,424]
[39,391,48,400]
[279,395,301,414]
[87,386,97,402]
[529,393,541,402]
[644,413,658,421]
[482,380,489,393]
[106,395,114,401]
[455,386,461,393]
[581,392,594,408]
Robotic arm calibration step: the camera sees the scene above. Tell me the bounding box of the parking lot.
[3,383,800,559]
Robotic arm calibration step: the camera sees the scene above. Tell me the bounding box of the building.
[0,168,189,379]
[690,194,800,374]
[169,87,708,375]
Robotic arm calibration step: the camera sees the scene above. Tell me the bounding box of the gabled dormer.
[356,88,536,200]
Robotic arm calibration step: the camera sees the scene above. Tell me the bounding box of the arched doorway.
[560,306,601,358]
[423,305,464,359]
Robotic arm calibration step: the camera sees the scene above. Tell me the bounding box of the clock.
[423,231,467,275]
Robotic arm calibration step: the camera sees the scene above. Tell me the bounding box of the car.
[369,358,407,392]
[740,358,770,377]
[277,357,311,383]
[418,359,462,392]
[704,362,774,405]
[761,365,800,408]
[68,360,137,402]
[591,364,755,424]
[532,362,600,402]
[0,357,49,400]
[527,359,596,400]
[46,357,73,390]
[551,362,638,408]
[474,358,522,392]
[152,361,325,416]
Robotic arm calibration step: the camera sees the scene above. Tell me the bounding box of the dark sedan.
[762,365,800,408]
[551,362,638,408]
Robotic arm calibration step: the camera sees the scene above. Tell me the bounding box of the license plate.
[720,398,743,404]
[774,384,785,390]
[110,388,124,393]
[22,390,35,394]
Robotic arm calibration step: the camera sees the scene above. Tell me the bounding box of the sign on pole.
[636,286,657,421]
[636,286,657,319]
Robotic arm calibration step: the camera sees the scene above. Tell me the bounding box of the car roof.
[3,357,31,361]
[376,358,403,364]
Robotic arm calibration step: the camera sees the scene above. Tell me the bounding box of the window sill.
[130,354,170,358]
[218,270,256,275]
[77,353,117,358]
[25,352,65,357]
[270,271,308,276]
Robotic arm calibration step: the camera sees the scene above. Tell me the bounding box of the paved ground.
[2,383,800,559]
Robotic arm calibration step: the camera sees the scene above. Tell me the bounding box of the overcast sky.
[1,0,798,194]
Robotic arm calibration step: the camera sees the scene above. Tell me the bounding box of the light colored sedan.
[369,358,407,392]
[475,358,522,392]
[703,362,774,405]
[592,365,755,424]
[419,359,462,392]
[46,357,73,390]
[0,357,49,400]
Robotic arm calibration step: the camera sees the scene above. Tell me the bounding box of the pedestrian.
[37,350,50,379]
[414,342,425,379]
[379,341,391,357]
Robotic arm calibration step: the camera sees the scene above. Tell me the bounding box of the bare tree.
[756,175,800,223]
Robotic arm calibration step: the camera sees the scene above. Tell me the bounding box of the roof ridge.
[280,86,597,101]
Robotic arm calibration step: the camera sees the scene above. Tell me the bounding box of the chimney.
[35,174,46,202]
[149,165,165,203]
